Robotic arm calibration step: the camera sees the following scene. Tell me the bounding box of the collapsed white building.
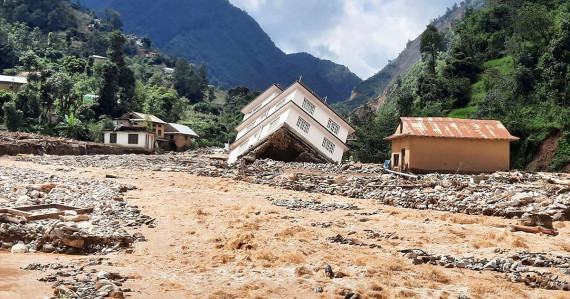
[228,80,354,165]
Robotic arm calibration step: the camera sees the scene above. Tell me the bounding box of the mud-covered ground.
[1,155,570,299]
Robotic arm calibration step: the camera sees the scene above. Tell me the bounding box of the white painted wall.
[103,131,154,150]
[285,107,345,163]
[228,110,290,164]
[290,89,349,141]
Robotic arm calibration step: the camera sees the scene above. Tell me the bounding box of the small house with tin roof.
[385,117,519,173]
[164,123,199,151]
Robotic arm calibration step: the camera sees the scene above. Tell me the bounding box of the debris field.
[1,151,569,298]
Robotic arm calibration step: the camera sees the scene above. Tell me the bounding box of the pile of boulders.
[23,259,129,298]
[400,249,570,291]
[17,153,570,223]
[271,198,359,211]
[0,166,151,254]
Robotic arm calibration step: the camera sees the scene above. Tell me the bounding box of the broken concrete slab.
[240,126,332,164]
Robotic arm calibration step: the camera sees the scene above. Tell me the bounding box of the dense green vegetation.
[0,0,253,145]
[351,0,570,171]
[80,0,362,104]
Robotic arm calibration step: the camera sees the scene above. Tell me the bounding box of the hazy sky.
[229,0,458,79]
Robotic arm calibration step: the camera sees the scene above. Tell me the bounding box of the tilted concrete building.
[228,80,355,164]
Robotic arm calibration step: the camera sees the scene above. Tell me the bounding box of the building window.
[128,134,139,144]
[276,99,287,110]
[246,122,256,132]
[393,154,400,167]
[322,137,335,154]
[296,116,310,133]
[158,130,162,136]
[252,104,262,114]
[260,110,269,121]
[327,119,340,135]
[185,136,189,140]
[238,141,248,153]
[109,133,117,144]
[170,135,174,140]
[302,98,315,115]
[269,119,279,130]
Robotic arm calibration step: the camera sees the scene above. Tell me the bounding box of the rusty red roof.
[385,117,519,141]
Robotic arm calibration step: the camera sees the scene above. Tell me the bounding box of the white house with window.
[103,126,155,150]
[228,79,355,164]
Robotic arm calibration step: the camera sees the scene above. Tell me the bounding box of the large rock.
[521,213,553,229]
[62,237,85,249]
[11,243,27,254]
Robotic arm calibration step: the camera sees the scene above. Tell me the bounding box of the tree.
[44,72,74,114]
[107,31,135,113]
[0,90,15,118]
[98,61,119,116]
[19,50,40,71]
[0,28,18,71]
[141,37,152,49]
[3,100,23,131]
[104,8,123,31]
[515,3,553,44]
[56,113,86,140]
[62,56,86,75]
[420,24,444,74]
[351,106,398,163]
[208,85,216,102]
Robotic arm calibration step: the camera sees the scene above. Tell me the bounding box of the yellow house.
[385,117,519,174]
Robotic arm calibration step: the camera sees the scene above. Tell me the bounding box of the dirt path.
[1,158,569,298]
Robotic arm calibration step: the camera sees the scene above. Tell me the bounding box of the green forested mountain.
[0,0,255,145]
[80,0,362,104]
[351,0,569,171]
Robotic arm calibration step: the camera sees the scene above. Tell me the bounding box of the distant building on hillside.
[385,117,519,174]
[83,94,99,104]
[0,75,27,93]
[228,79,355,165]
[163,67,175,74]
[90,55,107,64]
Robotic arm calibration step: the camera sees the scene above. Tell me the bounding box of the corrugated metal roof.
[165,123,199,137]
[0,75,27,84]
[130,112,167,124]
[386,117,519,141]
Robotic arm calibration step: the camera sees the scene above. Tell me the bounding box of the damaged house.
[228,80,355,164]
[385,117,519,174]
[103,112,198,151]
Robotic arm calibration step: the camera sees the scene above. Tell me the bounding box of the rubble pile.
[23,259,130,298]
[0,166,151,254]
[18,153,570,222]
[271,198,358,211]
[326,233,381,249]
[399,249,570,291]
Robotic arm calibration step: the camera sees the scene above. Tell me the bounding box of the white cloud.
[230,0,458,79]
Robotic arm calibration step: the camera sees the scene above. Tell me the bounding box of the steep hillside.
[351,0,570,171]
[339,0,485,112]
[80,0,362,103]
